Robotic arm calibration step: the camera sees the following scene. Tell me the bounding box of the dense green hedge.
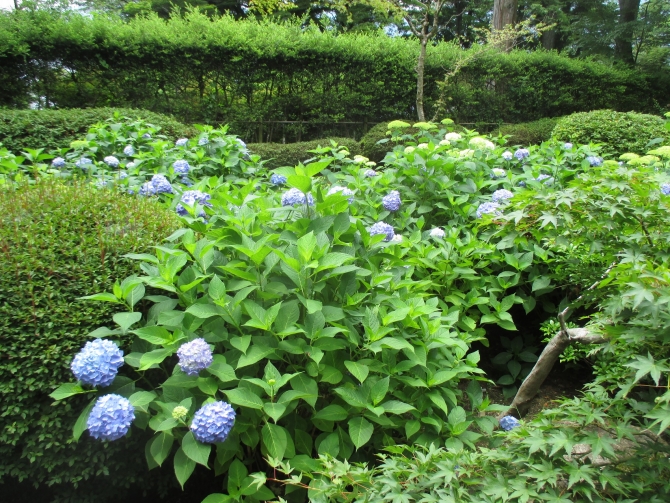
[248,137,361,168]
[0,10,668,134]
[0,180,181,500]
[552,109,668,155]
[0,108,195,154]
[492,118,560,146]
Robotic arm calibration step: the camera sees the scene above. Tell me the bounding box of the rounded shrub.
[493,117,560,146]
[248,137,361,169]
[552,110,667,155]
[0,180,181,499]
[359,122,422,162]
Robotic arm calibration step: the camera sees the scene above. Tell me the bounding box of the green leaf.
[263,402,287,422]
[344,361,369,384]
[78,292,122,303]
[139,348,174,370]
[333,387,368,408]
[531,276,551,292]
[287,175,312,194]
[201,494,232,503]
[132,326,173,345]
[186,303,224,319]
[237,345,275,369]
[382,307,410,326]
[227,458,248,492]
[297,232,317,263]
[381,400,415,415]
[369,377,389,406]
[230,335,252,354]
[174,447,196,489]
[348,417,373,449]
[50,383,86,401]
[317,432,340,457]
[129,391,157,407]
[224,388,264,409]
[73,399,95,441]
[182,431,212,466]
[113,312,142,332]
[207,361,237,383]
[313,404,349,422]
[150,432,174,467]
[262,423,287,460]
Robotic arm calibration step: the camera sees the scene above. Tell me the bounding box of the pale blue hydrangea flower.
[139,182,155,196]
[564,142,573,149]
[327,186,354,203]
[514,149,530,161]
[499,416,520,431]
[176,190,212,217]
[281,188,314,207]
[71,339,124,387]
[198,137,209,146]
[364,169,378,177]
[76,157,92,170]
[118,171,128,180]
[126,161,136,170]
[536,174,552,182]
[476,202,501,218]
[661,183,670,195]
[123,146,134,156]
[429,227,445,238]
[501,151,513,161]
[180,176,193,187]
[518,181,527,187]
[369,221,395,242]
[491,168,506,179]
[177,338,213,375]
[587,156,603,167]
[191,401,236,444]
[492,189,514,203]
[270,173,287,185]
[150,174,172,194]
[142,133,151,139]
[52,157,66,168]
[104,156,120,168]
[382,190,401,212]
[173,160,190,175]
[176,138,189,147]
[87,394,135,441]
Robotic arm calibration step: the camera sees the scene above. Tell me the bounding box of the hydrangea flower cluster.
[87,394,135,441]
[270,173,287,185]
[176,138,189,147]
[501,151,513,161]
[104,156,120,168]
[177,338,213,375]
[491,189,514,203]
[190,401,236,444]
[458,149,475,158]
[173,160,190,175]
[417,143,429,149]
[499,415,521,431]
[52,157,65,168]
[76,157,92,170]
[391,234,403,243]
[353,155,369,164]
[281,188,314,207]
[404,146,415,154]
[514,149,530,161]
[661,183,670,195]
[176,190,212,217]
[382,190,401,212]
[123,146,134,156]
[429,227,445,238]
[139,174,173,196]
[181,176,193,187]
[368,221,395,242]
[564,142,573,149]
[491,168,506,179]
[536,174,552,182]
[172,406,189,420]
[71,339,124,387]
[327,186,354,203]
[444,132,462,142]
[142,133,151,139]
[198,137,209,146]
[126,161,136,170]
[587,156,603,167]
[476,202,501,218]
[469,137,495,150]
[364,169,378,177]
[118,171,128,180]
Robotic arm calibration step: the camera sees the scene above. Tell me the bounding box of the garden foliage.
[1,10,668,131]
[248,139,361,169]
[493,118,560,147]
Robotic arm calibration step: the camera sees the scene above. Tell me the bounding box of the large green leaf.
[262,423,287,460]
[348,417,373,449]
[224,388,264,409]
[182,431,212,466]
[174,447,196,489]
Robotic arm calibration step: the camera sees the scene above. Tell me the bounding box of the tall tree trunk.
[416,37,427,121]
[492,0,518,30]
[615,0,641,65]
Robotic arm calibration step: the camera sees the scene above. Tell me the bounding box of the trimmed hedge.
[248,137,362,169]
[0,108,196,154]
[0,180,181,500]
[551,110,668,155]
[492,118,560,146]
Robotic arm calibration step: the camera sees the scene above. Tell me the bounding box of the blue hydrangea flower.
[518,181,527,187]
[87,394,135,441]
[139,181,156,196]
[514,149,530,161]
[327,186,354,203]
[176,190,212,217]
[126,161,136,170]
[191,401,236,444]
[587,156,603,167]
[51,157,66,168]
[476,202,501,219]
[661,183,670,195]
[173,160,190,175]
[75,157,92,170]
[71,339,124,387]
[118,171,128,180]
[270,173,287,185]
[236,138,247,150]
[281,188,314,207]
[123,146,134,156]
[150,174,173,194]
[177,338,213,375]
[104,156,120,168]
[142,133,151,139]
[96,179,108,189]
[429,227,445,238]
[181,176,193,187]
[364,169,378,177]
[492,189,514,203]
[501,151,513,161]
[369,221,395,242]
[536,174,552,182]
[198,137,209,146]
[176,138,189,147]
[563,142,573,149]
[499,415,520,431]
[382,190,401,212]
[491,168,506,179]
